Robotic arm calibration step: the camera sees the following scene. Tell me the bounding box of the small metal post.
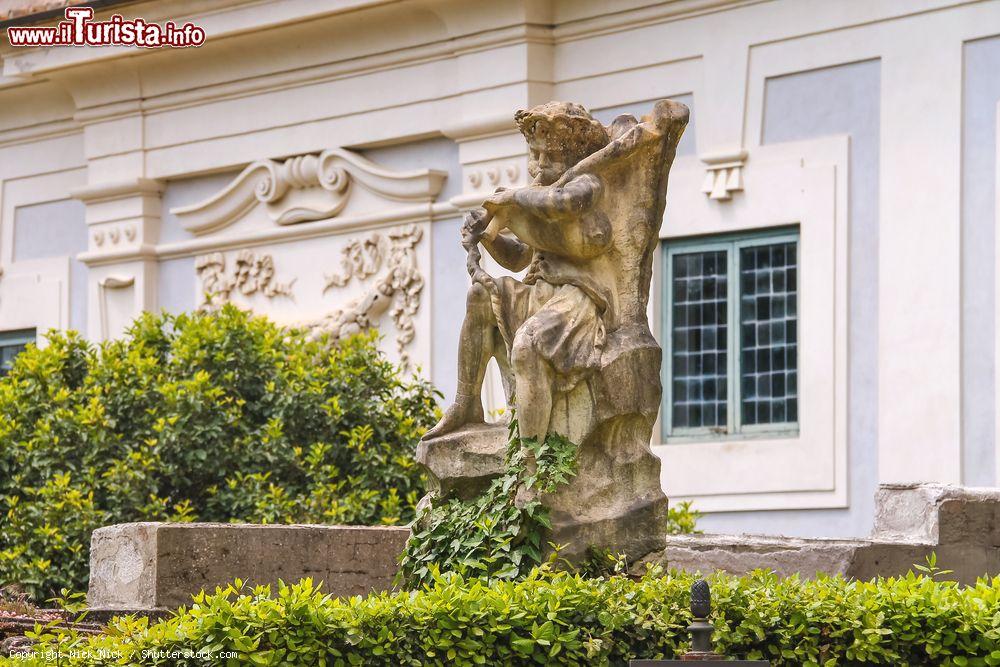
[628,578,770,666]
[681,580,723,661]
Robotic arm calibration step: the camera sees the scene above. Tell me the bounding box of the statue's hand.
[481,188,517,213]
[470,266,497,292]
[461,209,490,248]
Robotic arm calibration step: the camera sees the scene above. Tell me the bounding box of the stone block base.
[643,483,1000,586]
[415,422,507,500]
[86,484,1000,614]
[88,523,409,610]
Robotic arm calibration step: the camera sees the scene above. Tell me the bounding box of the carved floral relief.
[195,250,296,310]
[308,224,424,368]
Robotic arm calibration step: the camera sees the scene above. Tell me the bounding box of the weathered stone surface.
[643,484,1000,586]
[88,523,409,610]
[416,423,507,500]
[872,482,1000,546]
[646,533,921,579]
[417,99,689,563]
[645,533,1000,586]
[88,522,159,609]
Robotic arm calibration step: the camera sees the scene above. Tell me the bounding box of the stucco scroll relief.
[171,148,446,234]
[307,224,424,368]
[195,250,296,311]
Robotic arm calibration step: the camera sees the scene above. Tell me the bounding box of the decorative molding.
[700,150,747,201]
[97,275,134,341]
[70,177,164,204]
[463,159,525,199]
[308,224,424,367]
[93,223,137,248]
[171,148,447,235]
[323,231,384,290]
[467,162,520,191]
[195,250,296,310]
[441,112,517,141]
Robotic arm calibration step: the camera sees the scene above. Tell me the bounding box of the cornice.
[552,0,768,42]
[441,112,517,142]
[155,203,440,261]
[70,177,164,203]
[0,118,80,148]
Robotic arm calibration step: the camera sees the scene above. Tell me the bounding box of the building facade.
[1,0,999,538]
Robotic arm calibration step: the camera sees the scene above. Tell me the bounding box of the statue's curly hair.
[514,101,609,159]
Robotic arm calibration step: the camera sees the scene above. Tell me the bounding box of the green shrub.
[7,565,1000,666]
[400,420,578,586]
[0,307,438,601]
[666,500,702,535]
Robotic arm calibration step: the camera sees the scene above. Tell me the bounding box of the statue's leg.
[423,282,495,439]
[511,329,554,441]
[493,328,515,405]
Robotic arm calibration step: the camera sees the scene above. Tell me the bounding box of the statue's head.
[515,102,609,185]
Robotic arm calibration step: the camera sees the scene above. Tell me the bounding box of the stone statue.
[418,99,689,562]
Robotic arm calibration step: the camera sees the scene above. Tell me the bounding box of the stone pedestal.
[417,327,668,563]
[88,523,408,610]
[416,423,507,501]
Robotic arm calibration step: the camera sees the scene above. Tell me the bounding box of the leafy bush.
[8,565,1000,666]
[400,418,700,588]
[0,307,438,601]
[400,420,578,586]
[666,500,702,535]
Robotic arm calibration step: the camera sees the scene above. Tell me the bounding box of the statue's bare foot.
[423,394,485,440]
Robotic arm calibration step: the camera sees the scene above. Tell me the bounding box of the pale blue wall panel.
[961,36,1000,486]
[593,93,696,157]
[361,136,462,202]
[431,216,465,404]
[12,198,88,333]
[158,256,196,315]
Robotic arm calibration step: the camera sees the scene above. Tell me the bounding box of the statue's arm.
[511,174,602,219]
[482,231,532,272]
[484,175,610,258]
[462,209,532,273]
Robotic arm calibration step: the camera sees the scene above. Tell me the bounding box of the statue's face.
[527,146,573,185]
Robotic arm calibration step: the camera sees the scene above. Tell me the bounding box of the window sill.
[664,426,799,445]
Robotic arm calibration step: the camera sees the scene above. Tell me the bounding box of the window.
[662,229,799,441]
[0,330,35,377]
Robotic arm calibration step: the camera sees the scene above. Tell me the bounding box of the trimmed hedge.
[7,565,1000,666]
[0,307,439,601]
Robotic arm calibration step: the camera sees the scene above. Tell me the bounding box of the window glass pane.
[739,242,798,425]
[0,330,34,377]
[671,250,728,430]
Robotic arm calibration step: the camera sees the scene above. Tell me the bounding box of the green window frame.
[0,329,35,377]
[662,227,800,442]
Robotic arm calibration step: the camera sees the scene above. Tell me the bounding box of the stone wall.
[645,484,1000,586]
[87,484,1000,612]
[88,523,409,610]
